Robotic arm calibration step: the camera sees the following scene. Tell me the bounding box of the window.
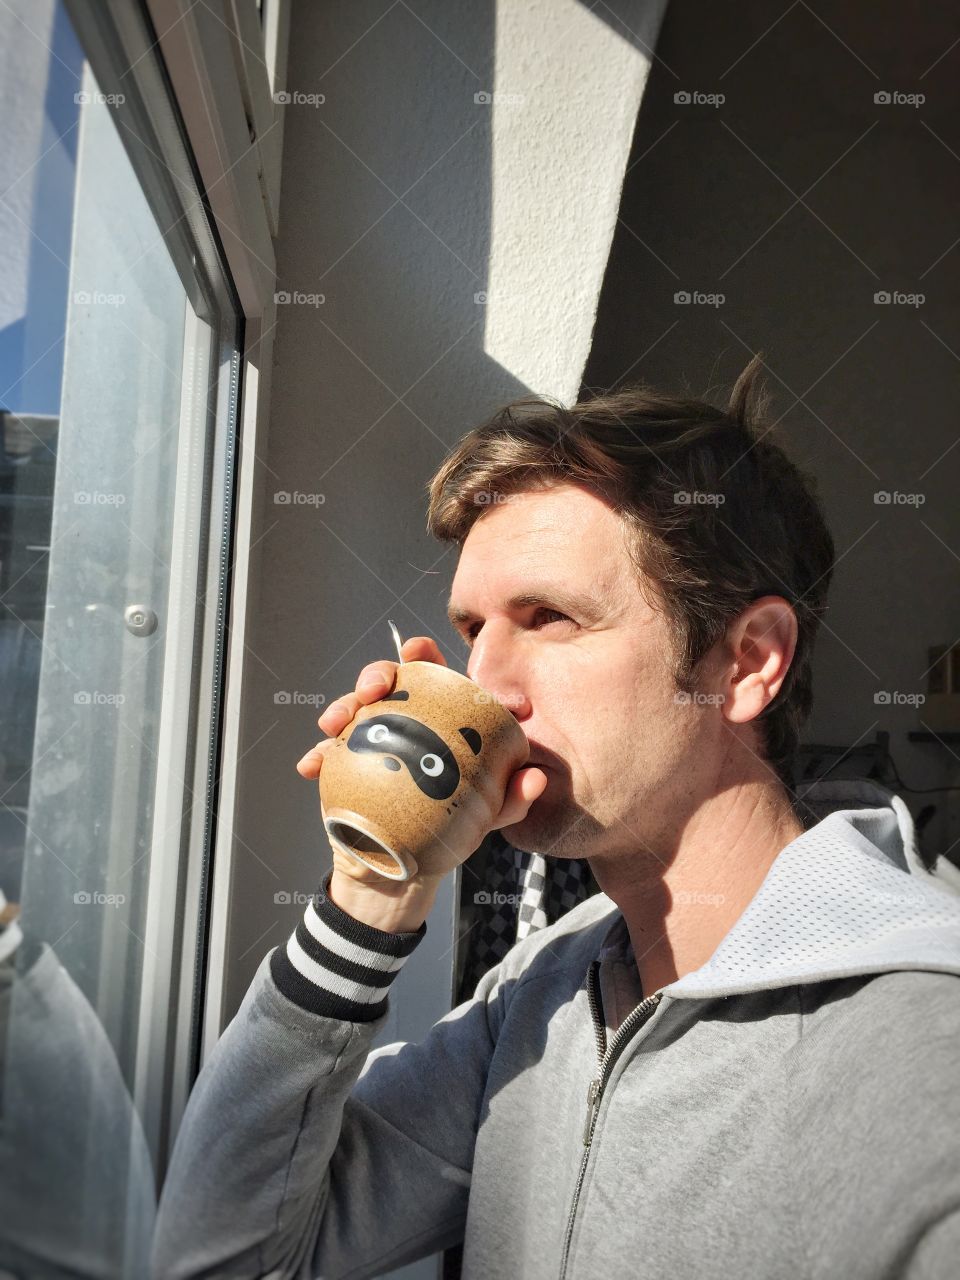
[0,0,242,1272]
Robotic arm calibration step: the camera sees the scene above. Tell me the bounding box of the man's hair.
[425,354,836,794]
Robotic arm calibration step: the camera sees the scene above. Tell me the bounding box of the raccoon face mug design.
[317,657,530,882]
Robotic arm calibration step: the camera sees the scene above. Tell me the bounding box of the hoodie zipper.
[558,958,664,1280]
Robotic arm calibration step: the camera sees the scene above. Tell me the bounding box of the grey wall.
[583,0,960,865]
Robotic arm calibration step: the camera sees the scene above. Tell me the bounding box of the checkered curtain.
[457,833,596,1000]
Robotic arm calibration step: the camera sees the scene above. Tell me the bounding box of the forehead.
[449,483,632,600]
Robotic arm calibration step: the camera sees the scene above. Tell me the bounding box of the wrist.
[327,866,440,934]
[269,866,430,1021]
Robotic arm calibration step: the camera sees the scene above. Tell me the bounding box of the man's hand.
[295,635,547,931]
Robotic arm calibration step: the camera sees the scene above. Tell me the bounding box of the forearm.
[151,871,427,1279]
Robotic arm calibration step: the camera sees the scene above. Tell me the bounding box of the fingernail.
[358,674,387,690]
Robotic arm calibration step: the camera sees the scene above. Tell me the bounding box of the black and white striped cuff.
[270,870,427,1021]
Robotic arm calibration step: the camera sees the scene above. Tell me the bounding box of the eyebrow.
[446,586,607,629]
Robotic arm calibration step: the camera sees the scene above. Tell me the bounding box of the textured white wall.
[482,0,664,397]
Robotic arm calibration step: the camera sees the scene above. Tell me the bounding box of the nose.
[466,620,531,720]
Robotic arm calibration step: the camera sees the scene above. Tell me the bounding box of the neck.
[589,779,804,996]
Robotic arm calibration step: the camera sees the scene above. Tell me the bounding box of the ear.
[721,595,798,726]
[459,727,482,755]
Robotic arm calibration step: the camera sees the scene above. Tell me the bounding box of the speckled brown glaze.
[318,660,530,880]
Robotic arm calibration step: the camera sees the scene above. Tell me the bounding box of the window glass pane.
[0,1,241,1274]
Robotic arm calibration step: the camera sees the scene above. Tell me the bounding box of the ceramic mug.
[318,657,529,881]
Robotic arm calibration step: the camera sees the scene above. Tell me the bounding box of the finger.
[316,638,447,741]
[354,660,399,702]
[399,635,448,666]
[317,656,401,739]
[490,766,548,830]
[296,739,336,778]
[317,692,364,737]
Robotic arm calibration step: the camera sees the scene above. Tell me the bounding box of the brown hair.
[425,354,836,794]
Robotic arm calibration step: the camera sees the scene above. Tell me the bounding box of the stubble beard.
[501,792,606,861]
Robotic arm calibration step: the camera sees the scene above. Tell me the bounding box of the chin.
[501,800,601,860]
[499,804,550,852]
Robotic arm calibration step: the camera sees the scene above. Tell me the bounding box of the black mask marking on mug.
[346,714,481,801]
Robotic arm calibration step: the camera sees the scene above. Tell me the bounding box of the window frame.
[140,0,290,1085]
[60,0,289,1154]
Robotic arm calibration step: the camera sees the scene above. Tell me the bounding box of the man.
[152,356,960,1279]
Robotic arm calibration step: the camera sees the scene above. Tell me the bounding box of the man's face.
[447,482,727,862]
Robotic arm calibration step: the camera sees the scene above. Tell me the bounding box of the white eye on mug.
[419,753,443,776]
[368,723,389,744]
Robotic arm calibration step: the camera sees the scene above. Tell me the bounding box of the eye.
[456,621,482,649]
[368,723,389,743]
[461,609,571,647]
[534,608,570,627]
[419,753,444,776]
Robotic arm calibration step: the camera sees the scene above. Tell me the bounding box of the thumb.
[490,766,548,831]
[400,635,449,666]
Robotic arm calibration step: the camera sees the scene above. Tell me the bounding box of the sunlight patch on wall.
[480,0,667,402]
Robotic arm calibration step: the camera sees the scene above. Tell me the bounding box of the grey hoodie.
[152,778,960,1279]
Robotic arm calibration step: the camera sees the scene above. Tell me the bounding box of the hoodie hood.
[659,776,960,1001]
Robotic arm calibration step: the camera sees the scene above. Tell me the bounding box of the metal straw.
[387,618,405,663]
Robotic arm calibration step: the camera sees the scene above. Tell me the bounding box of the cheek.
[530,644,681,750]
[609,658,699,757]
[533,660,597,723]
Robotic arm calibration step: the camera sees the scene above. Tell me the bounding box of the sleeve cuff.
[269,869,427,1021]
